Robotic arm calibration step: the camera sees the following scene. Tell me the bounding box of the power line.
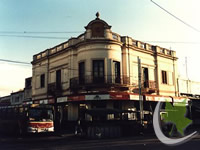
[0,59,31,65]
[1,33,200,44]
[0,31,83,34]
[0,34,69,39]
[150,0,200,33]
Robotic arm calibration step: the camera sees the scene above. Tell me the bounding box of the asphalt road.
[1,133,200,150]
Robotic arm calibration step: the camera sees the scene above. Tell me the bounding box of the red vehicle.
[27,105,54,133]
[0,104,54,135]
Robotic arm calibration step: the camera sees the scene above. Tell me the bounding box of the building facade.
[24,77,32,104]
[31,13,178,123]
[10,90,24,106]
[178,77,200,97]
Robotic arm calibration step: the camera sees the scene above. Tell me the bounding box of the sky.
[0,0,200,96]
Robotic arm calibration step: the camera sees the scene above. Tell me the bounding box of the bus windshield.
[28,109,53,121]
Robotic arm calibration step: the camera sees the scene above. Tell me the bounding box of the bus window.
[28,109,53,121]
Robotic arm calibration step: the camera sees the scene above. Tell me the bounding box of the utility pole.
[185,57,188,79]
[138,57,143,125]
[185,57,189,93]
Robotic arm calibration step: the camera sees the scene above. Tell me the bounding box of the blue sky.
[1,0,200,96]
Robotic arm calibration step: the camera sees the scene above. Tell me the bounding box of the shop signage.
[57,97,68,103]
[85,94,110,100]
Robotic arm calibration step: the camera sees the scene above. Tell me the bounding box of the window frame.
[40,74,45,88]
[161,70,168,84]
[56,69,62,89]
[142,67,149,88]
[92,60,105,84]
[79,61,85,84]
[113,61,121,84]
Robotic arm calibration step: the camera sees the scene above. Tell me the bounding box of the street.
[1,133,200,150]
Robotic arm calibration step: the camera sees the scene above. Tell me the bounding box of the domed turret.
[85,12,112,39]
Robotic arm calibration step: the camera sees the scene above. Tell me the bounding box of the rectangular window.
[79,62,85,84]
[93,60,104,83]
[113,61,120,83]
[40,74,45,88]
[56,70,61,89]
[142,67,149,88]
[15,97,19,103]
[25,78,32,88]
[162,71,167,84]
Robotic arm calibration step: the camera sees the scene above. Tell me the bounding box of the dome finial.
[96,12,100,19]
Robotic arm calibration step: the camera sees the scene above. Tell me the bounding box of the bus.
[27,105,54,133]
[0,104,54,135]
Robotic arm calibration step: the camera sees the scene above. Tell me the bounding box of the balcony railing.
[129,80,157,94]
[141,80,156,94]
[70,75,157,94]
[143,80,156,89]
[70,75,134,89]
[48,82,62,96]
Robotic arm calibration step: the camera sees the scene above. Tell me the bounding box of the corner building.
[32,14,179,134]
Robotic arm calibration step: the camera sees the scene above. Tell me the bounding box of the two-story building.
[31,13,179,131]
[23,77,33,105]
[10,90,24,106]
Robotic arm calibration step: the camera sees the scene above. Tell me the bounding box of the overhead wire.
[1,34,200,44]
[0,34,69,39]
[0,59,31,65]
[0,30,83,39]
[150,0,200,33]
[0,31,83,34]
